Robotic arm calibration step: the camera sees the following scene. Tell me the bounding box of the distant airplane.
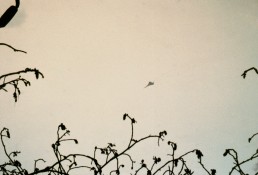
[145,81,154,88]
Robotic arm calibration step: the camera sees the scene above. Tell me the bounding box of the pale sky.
[1,0,258,174]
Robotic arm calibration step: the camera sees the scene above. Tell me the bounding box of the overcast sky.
[1,0,258,174]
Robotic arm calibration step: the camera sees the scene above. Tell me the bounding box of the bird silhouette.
[145,81,154,88]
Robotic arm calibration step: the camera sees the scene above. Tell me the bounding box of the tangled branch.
[0,68,44,102]
[0,114,214,175]
[223,131,258,175]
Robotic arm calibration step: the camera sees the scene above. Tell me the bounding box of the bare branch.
[0,68,44,102]
[0,43,27,54]
[241,67,258,79]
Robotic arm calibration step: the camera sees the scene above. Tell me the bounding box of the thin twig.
[0,43,27,54]
[241,67,258,79]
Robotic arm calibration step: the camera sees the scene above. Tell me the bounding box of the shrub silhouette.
[1,44,257,175]
[0,43,215,175]
[0,43,44,102]
[0,113,215,175]
[223,131,258,175]
[3,112,258,175]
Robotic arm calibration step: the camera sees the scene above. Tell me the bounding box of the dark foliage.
[0,68,44,102]
[0,114,215,175]
[0,43,44,102]
[223,132,258,175]
[1,42,258,174]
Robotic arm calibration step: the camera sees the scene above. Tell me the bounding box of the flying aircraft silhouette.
[145,81,154,88]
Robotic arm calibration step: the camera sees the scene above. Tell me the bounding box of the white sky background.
[1,0,258,174]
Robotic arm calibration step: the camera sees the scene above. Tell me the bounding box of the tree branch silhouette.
[0,43,27,54]
[0,43,43,102]
[223,131,258,175]
[0,113,215,175]
[0,68,44,102]
[2,67,258,175]
[241,67,258,79]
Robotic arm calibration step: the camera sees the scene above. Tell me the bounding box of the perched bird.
[145,81,154,88]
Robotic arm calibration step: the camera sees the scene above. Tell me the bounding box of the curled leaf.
[35,70,39,79]
[173,143,177,151]
[13,160,21,167]
[123,113,128,120]
[174,159,178,167]
[153,157,161,164]
[13,92,17,102]
[101,149,105,154]
[108,143,116,147]
[159,131,167,138]
[223,149,230,157]
[248,138,251,143]
[195,150,203,160]
[184,168,193,174]
[211,169,216,175]
[59,123,66,130]
[6,129,10,138]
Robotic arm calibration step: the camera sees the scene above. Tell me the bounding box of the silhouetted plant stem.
[248,132,258,143]
[67,165,92,174]
[0,128,24,174]
[241,67,258,79]
[0,128,14,164]
[0,68,44,81]
[0,43,27,54]
[224,148,258,175]
[0,113,217,175]
[0,68,44,102]
[34,159,45,172]
[100,134,161,173]
[199,158,216,175]
[152,149,196,175]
